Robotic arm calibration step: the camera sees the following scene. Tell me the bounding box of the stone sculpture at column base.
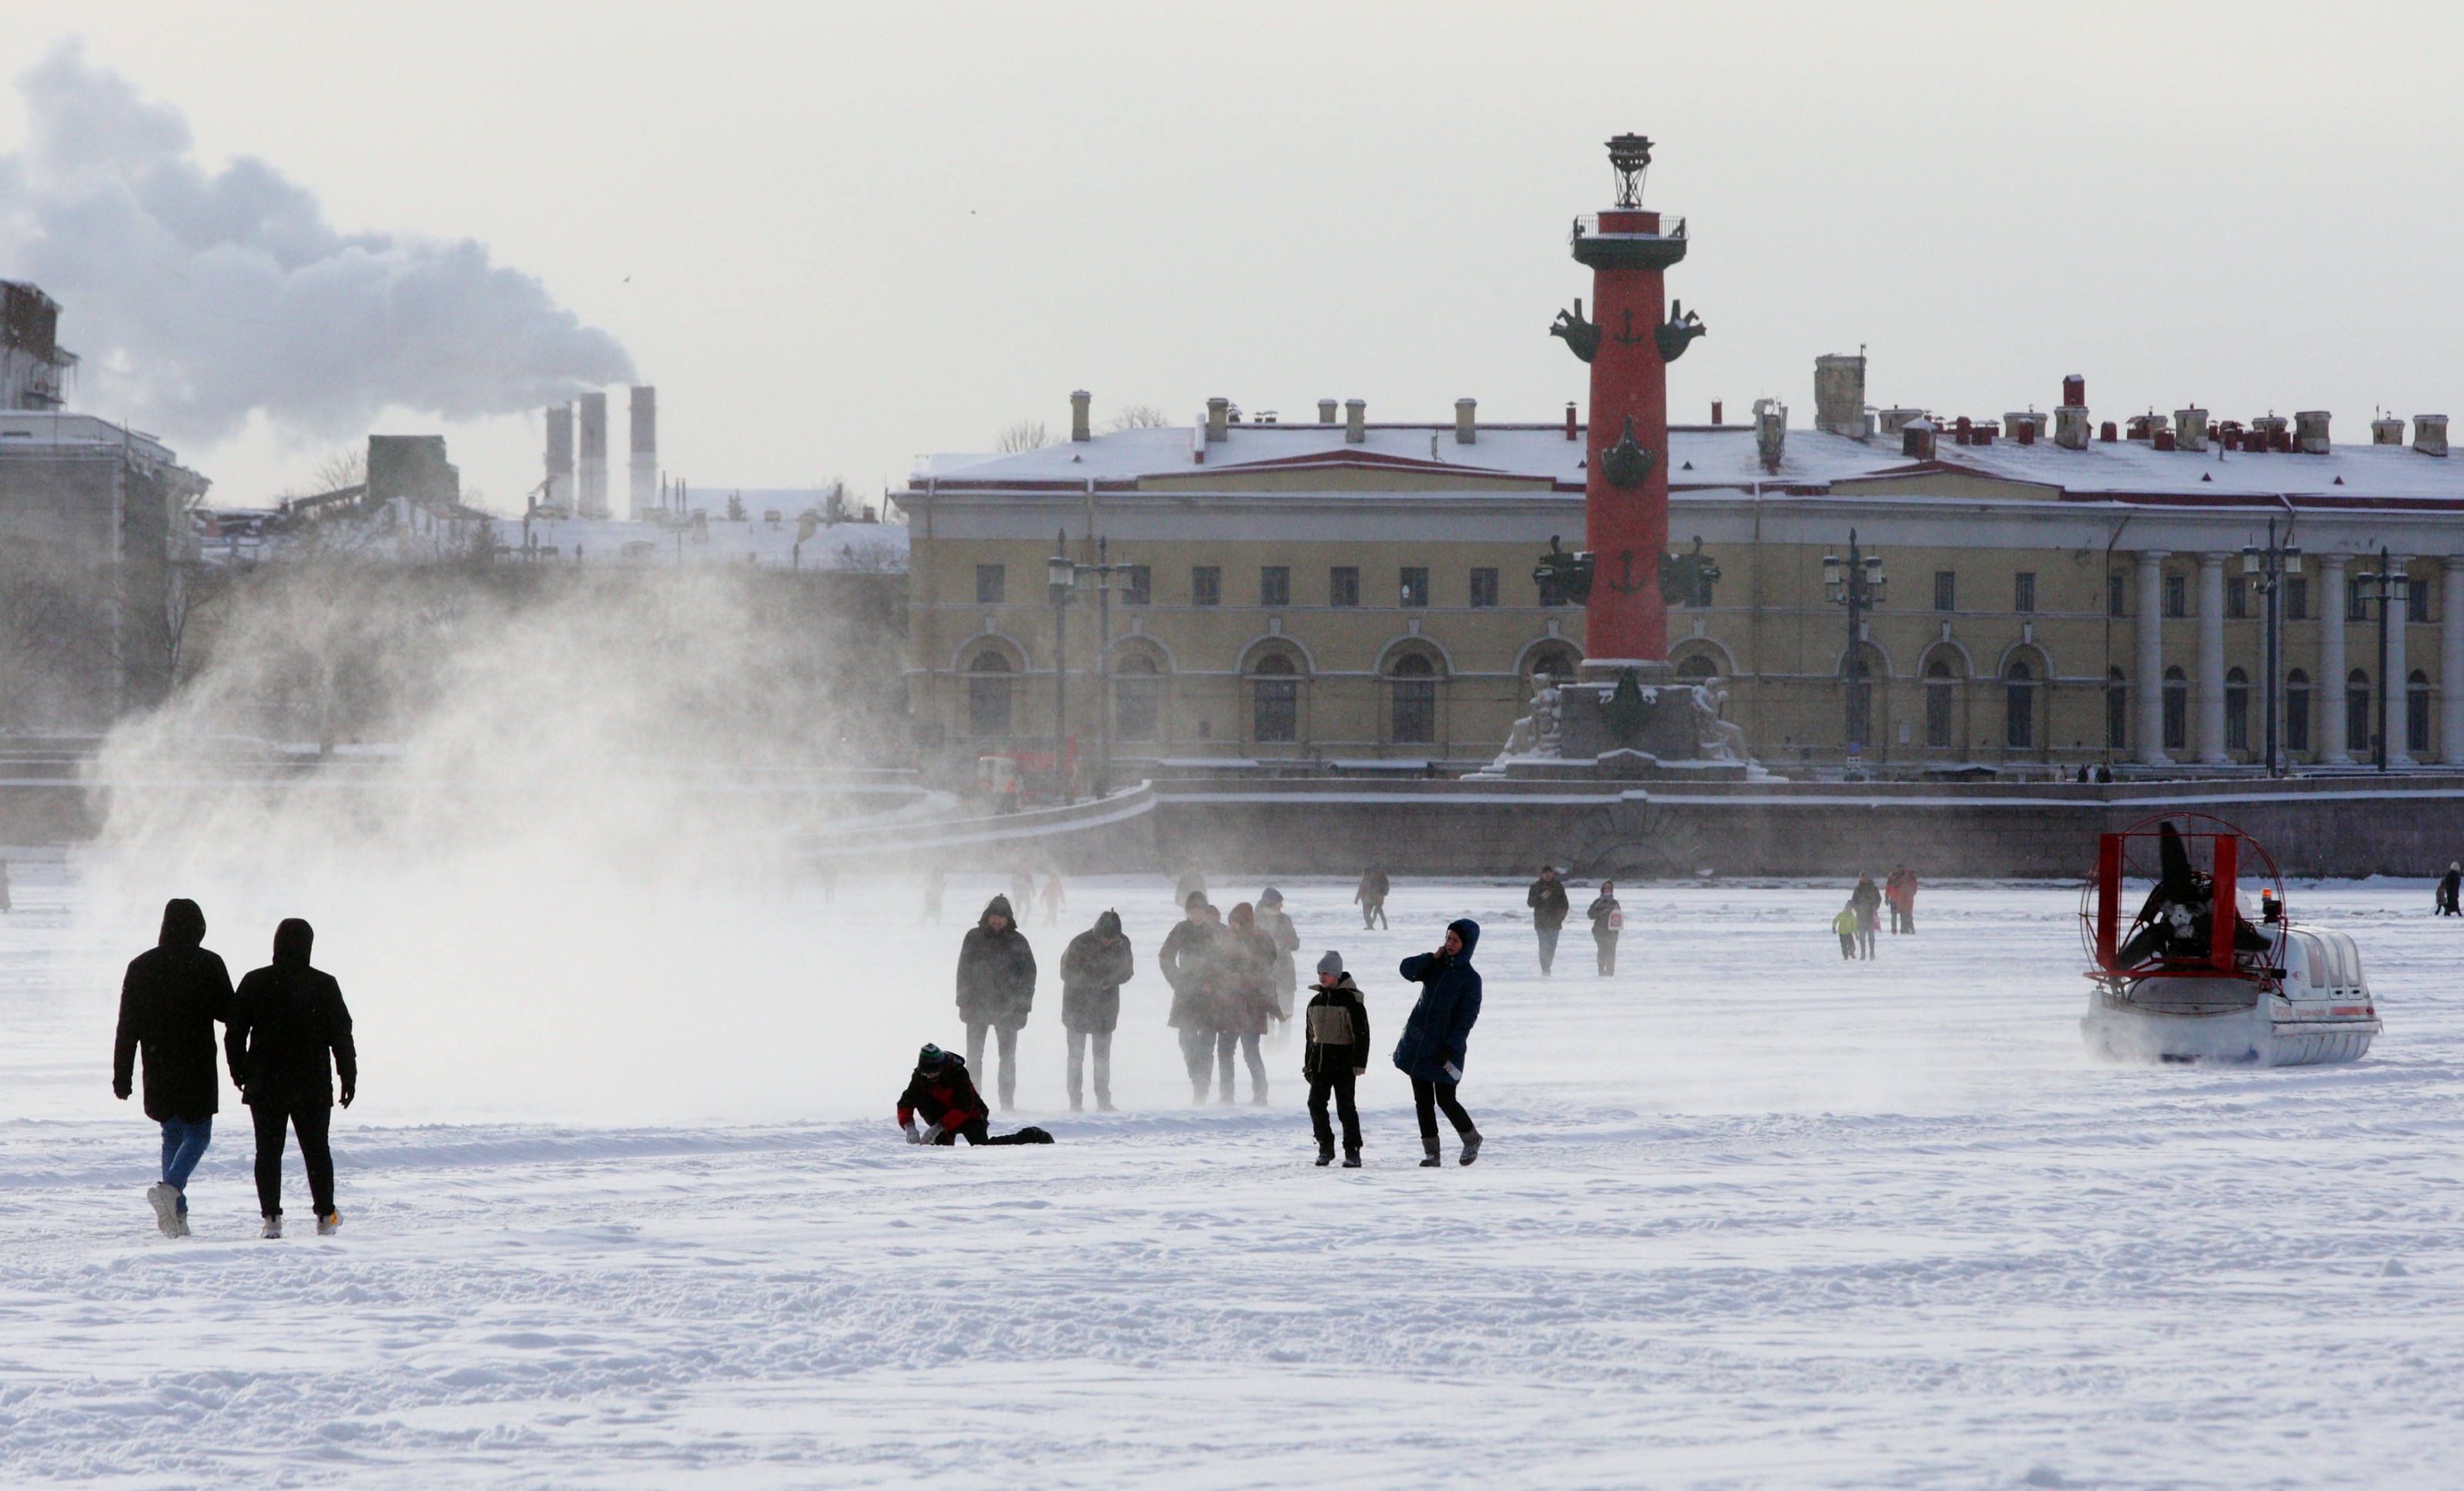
[1473,668,1764,782]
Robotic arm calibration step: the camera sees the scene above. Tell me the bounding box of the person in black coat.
[1586,881,1623,977]
[2439,863,2461,917]
[1059,910,1134,1112]
[1301,951,1371,1166]
[955,895,1036,1111]
[112,898,235,1237]
[224,918,355,1238]
[1393,918,1483,1167]
[896,1045,1053,1146]
[1526,867,1571,976]
[1159,892,1224,1104]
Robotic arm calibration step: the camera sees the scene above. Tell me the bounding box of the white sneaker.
[316,1212,342,1236]
[146,1184,179,1238]
[260,1215,283,1239]
[171,1213,192,1239]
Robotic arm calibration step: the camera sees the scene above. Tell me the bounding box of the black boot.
[1316,1139,1334,1167]
[1419,1138,1441,1168]
[1342,1148,1361,1168]
[1458,1131,1482,1166]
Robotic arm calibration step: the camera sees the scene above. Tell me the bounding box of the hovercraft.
[2079,814,2379,1067]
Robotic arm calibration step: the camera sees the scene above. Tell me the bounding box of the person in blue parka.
[1393,917,1484,1168]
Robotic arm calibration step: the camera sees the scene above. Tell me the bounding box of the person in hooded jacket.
[112,898,235,1238]
[1160,893,1224,1103]
[1255,887,1301,1037]
[224,919,355,1238]
[1059,910,1134,1111]
[1301,951,1371,1167]
[1527,866,1571,975]
[1394,918,1483,1166]
[1586,881,1623,976]
[2438,863,2461,916]
[1220,903,1281,1104]
[955,896,1036,1111]
[896,1045,1053,1145]
[1355,866,1390,930]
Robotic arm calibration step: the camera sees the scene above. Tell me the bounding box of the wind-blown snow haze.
[0,39,631,444]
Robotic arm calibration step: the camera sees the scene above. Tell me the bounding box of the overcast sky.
[2,1,2459,513]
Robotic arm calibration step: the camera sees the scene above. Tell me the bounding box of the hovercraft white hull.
[2082,979,2379,1068]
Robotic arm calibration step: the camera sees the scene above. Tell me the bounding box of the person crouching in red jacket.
[897,1045,1053,1146]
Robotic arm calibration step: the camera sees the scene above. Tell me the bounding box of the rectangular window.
[2106,678,2128,751]
[975,564,1006,605]
[1254,679,1297,743]
[2005,678,2034,749]
[2348,678,2372,754]
[2285,576,2308,621]
[2107,571,2127,618]
[1191,565,1220,607]
[2164,574,2187,618]
[1329,567,1360,608]
[1121,565,1151,606]
[1400,567,1430,608]
[1925,678,1953,748]
[2409,577,2430,624]
[2164,680,2188,752]
[1260,566,1290,608]
[2013,572,2036,614]
[1468,568,1500,608]
[1391,679,1436,744]
[2286,682,2310,752]
[2348,577,2369,622]
[2226,577,2249,619]
[2409,679,2431,753]
[1934,571,1957,612]
[2225,683,2249,752]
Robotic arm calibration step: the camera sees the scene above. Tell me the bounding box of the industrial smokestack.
[577,390,610,518]
[545,403,574,512]
[628,386,657,520]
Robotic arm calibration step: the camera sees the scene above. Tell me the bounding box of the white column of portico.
[2138,551,2169,764]
[2386,557,2412,766]
[2319,554,2350,763]
[2197,553,2228,763]
[2443,558,2464,766]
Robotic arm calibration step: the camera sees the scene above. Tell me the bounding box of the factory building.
[899,375,2464,775]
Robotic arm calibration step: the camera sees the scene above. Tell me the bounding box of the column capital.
[2317,551,2350,569]
[2137,548,2172,563]
[2198,551,2230,568]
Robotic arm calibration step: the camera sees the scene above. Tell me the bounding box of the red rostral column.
[1568,133,1694,675]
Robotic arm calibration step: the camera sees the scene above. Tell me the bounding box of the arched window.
[1675,654,1717,682]
[2105,667,2128,752]
[2162,665,2188,752]
[2347,668,2372,759]
[1528,645,1579,685]
[2409,668,2432,755]
[1111,653,1160,742]
[1250,652,1298,744]
[2004,660,2035,749]
[1925,658,1956,749]
[1390,652,1438,745]
[2225,666,2250,753]
[967,651,1013,738]
[2285,668,2311,753]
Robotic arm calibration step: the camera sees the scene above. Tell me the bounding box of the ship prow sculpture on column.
[1481,133,1764,783]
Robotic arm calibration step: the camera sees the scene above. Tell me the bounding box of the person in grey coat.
[1058,910,1133,1111]
[955,895,1036,1111]
[1255,886,1301,1040]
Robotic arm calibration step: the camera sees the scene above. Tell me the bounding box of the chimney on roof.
[1813,353,1870,439]
[1318,398,1337,424]
[2372,415,2406,445]
[1877,407,1924,438]
[1344,398,1366,444]
[1565,402,1578,441]
[2056,376,2089,450]
[2415,414,2449,457]
[2007,411,2046,446]
[1206,397,1230,444]
[2172,407,2209,454]
[1902,417,1936,460]
[1710,400,1723,425]
[2100,421,2118,442]
[1455,398,1477,444]
[2295,410,2331,454]
[1753,398,1787,472]
[1070,390,1092,442]
[2251,415,2287,452]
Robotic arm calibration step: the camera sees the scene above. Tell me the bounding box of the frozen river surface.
[3,866,2462,1488]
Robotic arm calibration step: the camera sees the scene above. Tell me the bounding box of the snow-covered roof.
[912,418,2464,511]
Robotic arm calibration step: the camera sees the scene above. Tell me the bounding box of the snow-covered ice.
[5,865,2462,1487]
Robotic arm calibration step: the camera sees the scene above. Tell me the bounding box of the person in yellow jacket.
[1831,904,1859,961]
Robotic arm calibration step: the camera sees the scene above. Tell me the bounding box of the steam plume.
[0,39,633,442]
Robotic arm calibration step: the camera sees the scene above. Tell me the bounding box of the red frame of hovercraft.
[2092,821,2275,977]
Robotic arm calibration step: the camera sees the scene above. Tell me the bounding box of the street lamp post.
[1047,531,1075,801]
[2240,521,2302,777]
[1822,529,1887,769]
[2355,547,2410,773]
[1049,534,1133,801]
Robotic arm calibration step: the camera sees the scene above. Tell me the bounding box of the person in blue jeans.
[112,899,235,1238]
[1393,917,1485,1168]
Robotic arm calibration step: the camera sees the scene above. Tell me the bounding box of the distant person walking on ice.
[955,896,1036,1111]
[1885,865,1919,934]
[1833,903,1860,960]
[1586,880,1622,977]
[1301,952,1371,1167]
[1527,866,1570,975]
[1059,910,1133,1112]
[1222,903,1281,1104]
[1160,893,1226,1104]
[1850,873,1882,959]
[897,1045,1052,1146]
[1355,866,1390,930]
[1040,872,1067,927]
[1394,919,1483,1167]
[112,898,234,1238]
[1255,887,1301,1040]
[224,919,355,1238]
[2439,863,2461,916]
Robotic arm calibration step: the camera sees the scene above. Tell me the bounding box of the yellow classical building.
[898,390,2464,776]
